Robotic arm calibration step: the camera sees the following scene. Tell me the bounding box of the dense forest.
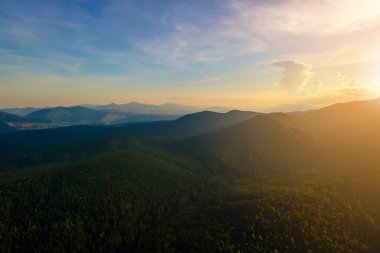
[1,99,380,252]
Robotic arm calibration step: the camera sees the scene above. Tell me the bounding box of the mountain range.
[0,106,180,132]
[0,102,232,132]
[0,102,230,116]
[1,98,380,252]
[2,98,380,169]
[83,102,230,115]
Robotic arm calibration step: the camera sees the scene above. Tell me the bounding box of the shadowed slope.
[172,113,316,173]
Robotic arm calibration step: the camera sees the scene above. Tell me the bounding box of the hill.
[299,98,380,129]
[296,98,380,161]
[26,106,120,125]
[0,111,49,132]
[172,113,316,173]
[0,148,208,252]
[116,110,259,139]
[85,102,230,115]
[26,106,178,126]
[182,98,380,169]
[1,99,380,252]
[0,107,48,116]
[0,110,259,170]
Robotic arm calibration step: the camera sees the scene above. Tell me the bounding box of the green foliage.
[0,149,208,252]
[1,100,380,252]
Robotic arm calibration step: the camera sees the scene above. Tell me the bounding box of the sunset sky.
[1,0,380,110]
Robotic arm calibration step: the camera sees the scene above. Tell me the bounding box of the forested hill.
[170,113,317,173]
[113,110,259,139]
[0,111,48,132]
[0,110,259,170]
[0,99,380,252]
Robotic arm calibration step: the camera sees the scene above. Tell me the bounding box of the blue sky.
[1,0,379,109]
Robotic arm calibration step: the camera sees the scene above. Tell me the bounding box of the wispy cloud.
[185,75,225,84]
[0,0,379,108]
[332,71,372,98]
[137,22,266,66]
[230,0,380,36]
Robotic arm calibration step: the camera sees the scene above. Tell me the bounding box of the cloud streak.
[230,0,380,36]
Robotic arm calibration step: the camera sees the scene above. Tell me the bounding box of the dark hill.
[172,113,316,173]
[0,107,46,116]
[26,106,110,125]
[26,106,179,126]
[117,110,259,138]
[0,110,259,169]
[0,111,48,133]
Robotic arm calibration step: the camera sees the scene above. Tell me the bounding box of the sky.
[1,0,380,110]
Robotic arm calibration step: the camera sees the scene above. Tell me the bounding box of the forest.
[1,99,380,252]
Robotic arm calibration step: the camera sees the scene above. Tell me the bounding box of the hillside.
[0,110,259,170]
[0,111,49,132]
[0,107,47,116]
[116,110,259,139]
[172,113,316,173]
[296,98,380,161]
[299,98,380,129]
[0,121,14,132]
[25,106,179,126]
[85,102,230,115]
[0,148,209,252]
[26,106,119,125]
[0,99,380,252]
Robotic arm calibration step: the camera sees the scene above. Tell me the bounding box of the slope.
[172,113,316,173]
[0,111,49,132]
[297,98,380,162]
[117,110,259,139]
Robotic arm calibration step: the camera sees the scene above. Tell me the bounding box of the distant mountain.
[115,110,260,139]
[0,110,259,162]
[84,102,230,115]
[168,110,259,136]
[2,102,231,120]
[172,98,379,166]
[4,97,380,166]
[169,98,380,172]
[0,107,49,116]
[296,98,380,159]
[265,103,315,113]
[2,98,380,253]
[0,111,49,133]
[299,98,380,127]
[0,111,28,123]
[26,106,117,125]
[26,106,179,126]
[0,121,14,132]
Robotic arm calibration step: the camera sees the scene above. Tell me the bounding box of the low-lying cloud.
[333,72,371,98]
[334,72,362,88]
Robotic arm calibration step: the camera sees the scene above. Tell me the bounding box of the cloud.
[334,72,363,88]
[337,87,371,97]
[332,71,372,98]
[230,0,380,36]
[137,21,267,66]
[306,80,322,94]
[186,75,225,84]
[273,60,314,93]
